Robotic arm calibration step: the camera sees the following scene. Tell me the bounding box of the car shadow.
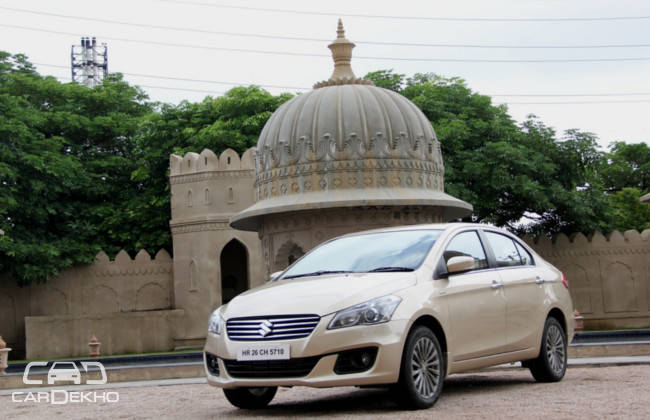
[442,372,536,396]
[220,372,537,417]
[224,388,398,417]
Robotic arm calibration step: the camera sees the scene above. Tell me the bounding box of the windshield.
[280,229,442,280]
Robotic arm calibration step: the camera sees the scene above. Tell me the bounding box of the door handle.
[535,276,545,284]
[491,281,503,289]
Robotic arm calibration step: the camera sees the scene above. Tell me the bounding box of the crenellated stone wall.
[1,249,176,358]
[524,230,650,330]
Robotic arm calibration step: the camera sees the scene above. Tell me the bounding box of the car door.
[438,230,507,361]
[482,231,547,353]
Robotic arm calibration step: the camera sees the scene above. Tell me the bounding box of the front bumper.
[203,316,408,388]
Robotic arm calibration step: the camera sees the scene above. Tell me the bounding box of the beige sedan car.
[204,223,574,409]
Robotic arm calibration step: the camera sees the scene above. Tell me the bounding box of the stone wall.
[0,249,174,359]
[25,310,184,359]
[524,230,650,330]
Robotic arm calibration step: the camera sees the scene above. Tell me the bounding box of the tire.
[529,317,567,382]
[393,326,445,409]
[223,386,277,409]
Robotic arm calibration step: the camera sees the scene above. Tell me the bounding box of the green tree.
[599,141,650,193]
[0,51,292,286]
[126,86,293,256]
[606,188,650,231]
[364,69,405,92]
[366,70,611,235]
[0,51,152,285]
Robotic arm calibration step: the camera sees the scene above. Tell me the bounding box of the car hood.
[222,272,416,318]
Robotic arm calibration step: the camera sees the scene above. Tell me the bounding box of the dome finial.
[327,19,356,81]
[313,21,374,88]
[336,18,345,39]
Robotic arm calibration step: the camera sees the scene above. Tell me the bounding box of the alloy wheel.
[411,336,441,398]
[545,324,565,375]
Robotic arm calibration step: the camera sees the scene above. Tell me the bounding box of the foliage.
[0,52,292,286]
[599,141,650,193]
[378,71,612,236]
[127,86,293,257]
[605,188,650,232]
[0,51,151,285]
[364,69,405,92]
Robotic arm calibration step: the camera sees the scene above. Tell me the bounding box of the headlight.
[208,309,224,335]
[328,295,402,330]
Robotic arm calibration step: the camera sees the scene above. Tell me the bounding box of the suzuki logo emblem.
[258,320,273,337]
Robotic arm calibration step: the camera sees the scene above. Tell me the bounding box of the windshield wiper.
[368,266,415,272]
[282,270,355,280]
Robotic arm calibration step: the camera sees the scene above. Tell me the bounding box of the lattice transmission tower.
[71,37,108,88]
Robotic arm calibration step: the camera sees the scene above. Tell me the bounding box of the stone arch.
[187,190,193,207]
[602,262,637,313]
[85,285,119,314]
[220,239,248,304]
[228,187,235,203]
[274,241,305,272]
[204,188,211,205]
[563,263,592,314]
[135,282,169,311]
[0,293,17,343]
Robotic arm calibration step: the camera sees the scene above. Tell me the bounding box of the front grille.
[223,356,321,378]
[226,314,320,341]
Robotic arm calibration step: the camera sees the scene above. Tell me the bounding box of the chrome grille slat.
[227,322,318,330]
[227,314,320,341]
[228,317,320,324]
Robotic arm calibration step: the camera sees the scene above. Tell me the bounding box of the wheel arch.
[410,315,448,360]
[547,307,567,337]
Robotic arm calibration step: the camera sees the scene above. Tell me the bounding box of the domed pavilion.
[230,21,472,276]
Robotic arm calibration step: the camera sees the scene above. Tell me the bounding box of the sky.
[1,0,649,149]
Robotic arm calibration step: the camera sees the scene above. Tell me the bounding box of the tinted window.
[515,242,534,266]
[443,231,488,270]
[281,230,442,279]
[485,232,522,267]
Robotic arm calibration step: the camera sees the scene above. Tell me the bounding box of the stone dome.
[230,21,472,231]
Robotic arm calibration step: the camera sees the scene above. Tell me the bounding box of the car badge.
[258,320,273,337]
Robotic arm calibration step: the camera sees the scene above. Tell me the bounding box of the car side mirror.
[446,256,475,274]
[269,271,283,282]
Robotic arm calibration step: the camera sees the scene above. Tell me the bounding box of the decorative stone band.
[170,216,231,235]
[256,132,444,171]
[92,265,172,277]
[170,169,254,185]
[256,160,443,201]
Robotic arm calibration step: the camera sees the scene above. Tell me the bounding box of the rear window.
[484,232,523,267]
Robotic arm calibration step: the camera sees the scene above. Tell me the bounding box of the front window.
[442,231,489,271]
[280,230,442,280]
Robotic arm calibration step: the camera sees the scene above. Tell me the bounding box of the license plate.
[237,343,290,361]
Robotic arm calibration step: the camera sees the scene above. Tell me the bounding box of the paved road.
[3,365,649,419]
